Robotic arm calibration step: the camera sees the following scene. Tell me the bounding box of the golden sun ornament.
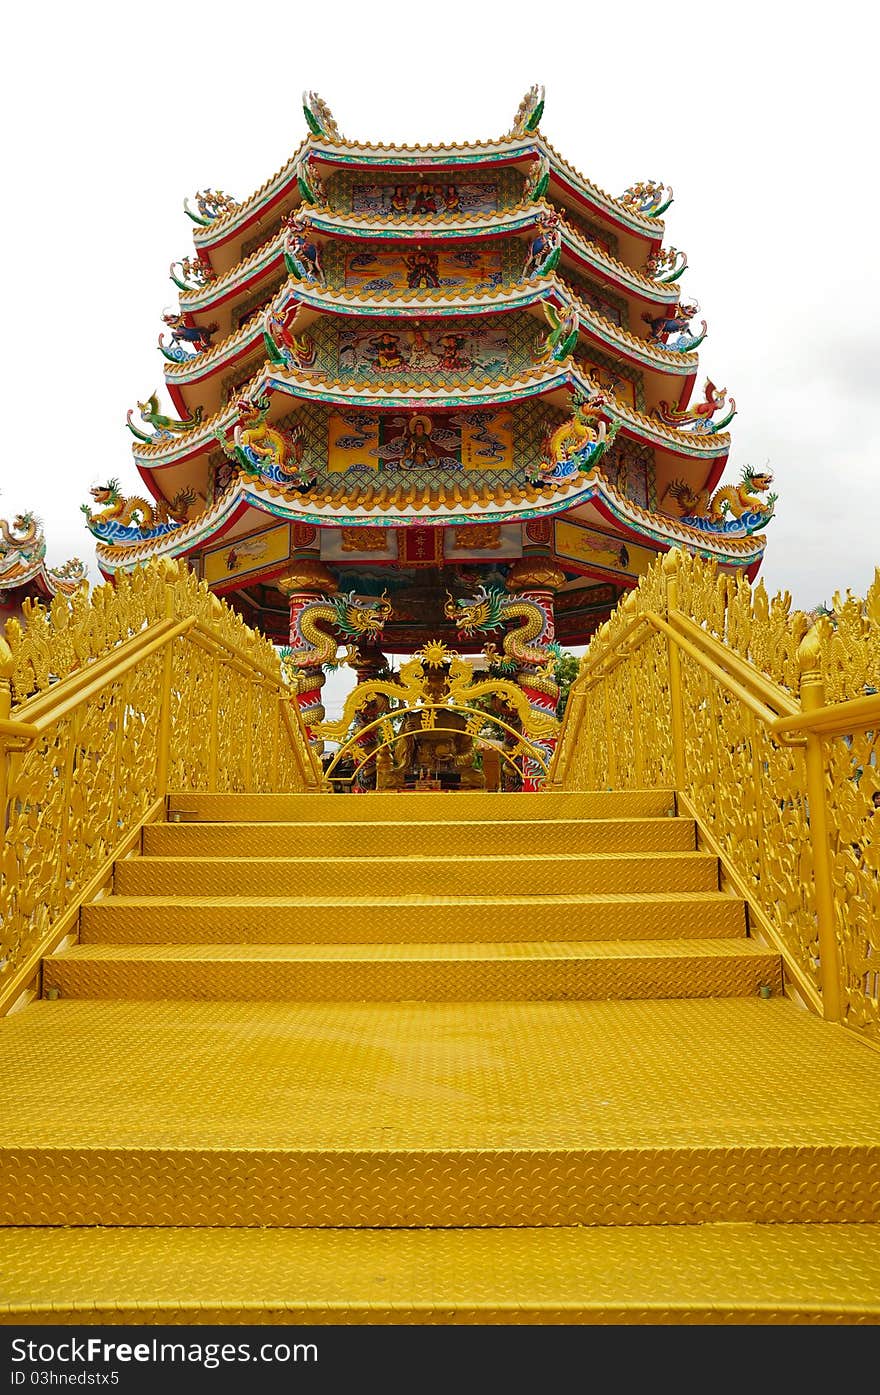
[419,639,450,668]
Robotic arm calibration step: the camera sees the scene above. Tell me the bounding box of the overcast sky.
[2,0,877,710]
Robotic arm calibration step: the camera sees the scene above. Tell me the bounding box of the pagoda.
[84,86,775,767]
[1,511,86,622]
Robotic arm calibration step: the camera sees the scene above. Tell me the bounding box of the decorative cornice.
[165,276,695,400]
[190,118,662,253]
[95,466,765,574]
[135,363,728,470]
[181,202,678,318]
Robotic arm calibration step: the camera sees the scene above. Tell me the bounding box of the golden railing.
[0,558,320,1012]
[549,549,880,1043]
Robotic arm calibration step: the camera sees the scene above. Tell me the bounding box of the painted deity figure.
[369,332,407,371]
[408,322,441,370]
[411,180,438,214]
[401,415,442,468]
[437,333,468,371]
[443,185,462,213]
[404,247,441,288]
[390,185,409,214]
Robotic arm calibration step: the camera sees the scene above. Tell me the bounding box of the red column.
[277,561,338,744]
[504,559,566,791]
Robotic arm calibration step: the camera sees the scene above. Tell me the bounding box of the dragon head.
[12,511,37,533]
[444,586,506,636]
[332,590,393,639]
[236,394,271,428]
[741,465,774,494]
[91,480,120,504]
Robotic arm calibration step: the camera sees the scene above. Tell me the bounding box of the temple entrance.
[316,641,557,793]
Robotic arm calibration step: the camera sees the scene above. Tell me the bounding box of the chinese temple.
[83,86,775,777]
[0,511,85,622]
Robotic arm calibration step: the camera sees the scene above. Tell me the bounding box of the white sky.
[2,1,877,719]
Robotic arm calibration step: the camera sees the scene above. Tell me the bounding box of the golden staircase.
[2,554,880,1325]
[3,787,880,1324]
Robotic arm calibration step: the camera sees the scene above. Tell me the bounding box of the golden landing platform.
[3,790,880,1324]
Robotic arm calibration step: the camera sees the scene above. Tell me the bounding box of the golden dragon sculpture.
[662,466,776,526]
[81,481,197,531]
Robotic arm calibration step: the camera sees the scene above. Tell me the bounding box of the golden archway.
[315,641,558,789]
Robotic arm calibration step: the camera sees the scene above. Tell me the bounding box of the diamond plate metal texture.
[6,783,879,1320]
[166,790,677,823]
[3,1224,880,1325]
[43,938,779,1002]
[144,816,697,859]
[80,892,748,945]
[114,851,719,898]
[2,999,880,1226]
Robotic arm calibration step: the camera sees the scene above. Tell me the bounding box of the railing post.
[549,682,585,789]
[798,629,842,1023]
[155,583,176,801]
[208,655,220,791]
[270,692,280,790]
[0,639,13,839]
[244,682,254,790]
[662,549,687,791]
[628,657,644,786]
[602,677,618,788]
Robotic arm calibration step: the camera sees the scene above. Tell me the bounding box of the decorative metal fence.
[0,559,320,1011]
[550,549,880,1042]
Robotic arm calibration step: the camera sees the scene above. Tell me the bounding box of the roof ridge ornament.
[183,190,239,226]
[302,90,342,142]
[509,84,545,138]
[619,181,674,219]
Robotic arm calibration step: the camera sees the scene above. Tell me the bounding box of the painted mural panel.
[332,316,515,380]
[344,243,505,295]
[204,523,290,584]
[351,180,499,217]
[555,520,658,578]
[327,410,514,475]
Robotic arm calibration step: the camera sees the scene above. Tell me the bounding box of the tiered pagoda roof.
[1,512,86,615]
[86,87,774,644]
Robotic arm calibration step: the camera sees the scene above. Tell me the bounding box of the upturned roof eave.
[93,472,767,574]
[182,204,679,320]
[135,364,728,474]
[191,128,663,256]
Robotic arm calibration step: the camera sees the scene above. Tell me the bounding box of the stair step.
[3,998,879,1227]
[144,816,696,858]
[3,1222,880,1324]
[43,939,779,1002]
[81,891,747,944]
[115,851,720,898]
[167,789,677,823]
